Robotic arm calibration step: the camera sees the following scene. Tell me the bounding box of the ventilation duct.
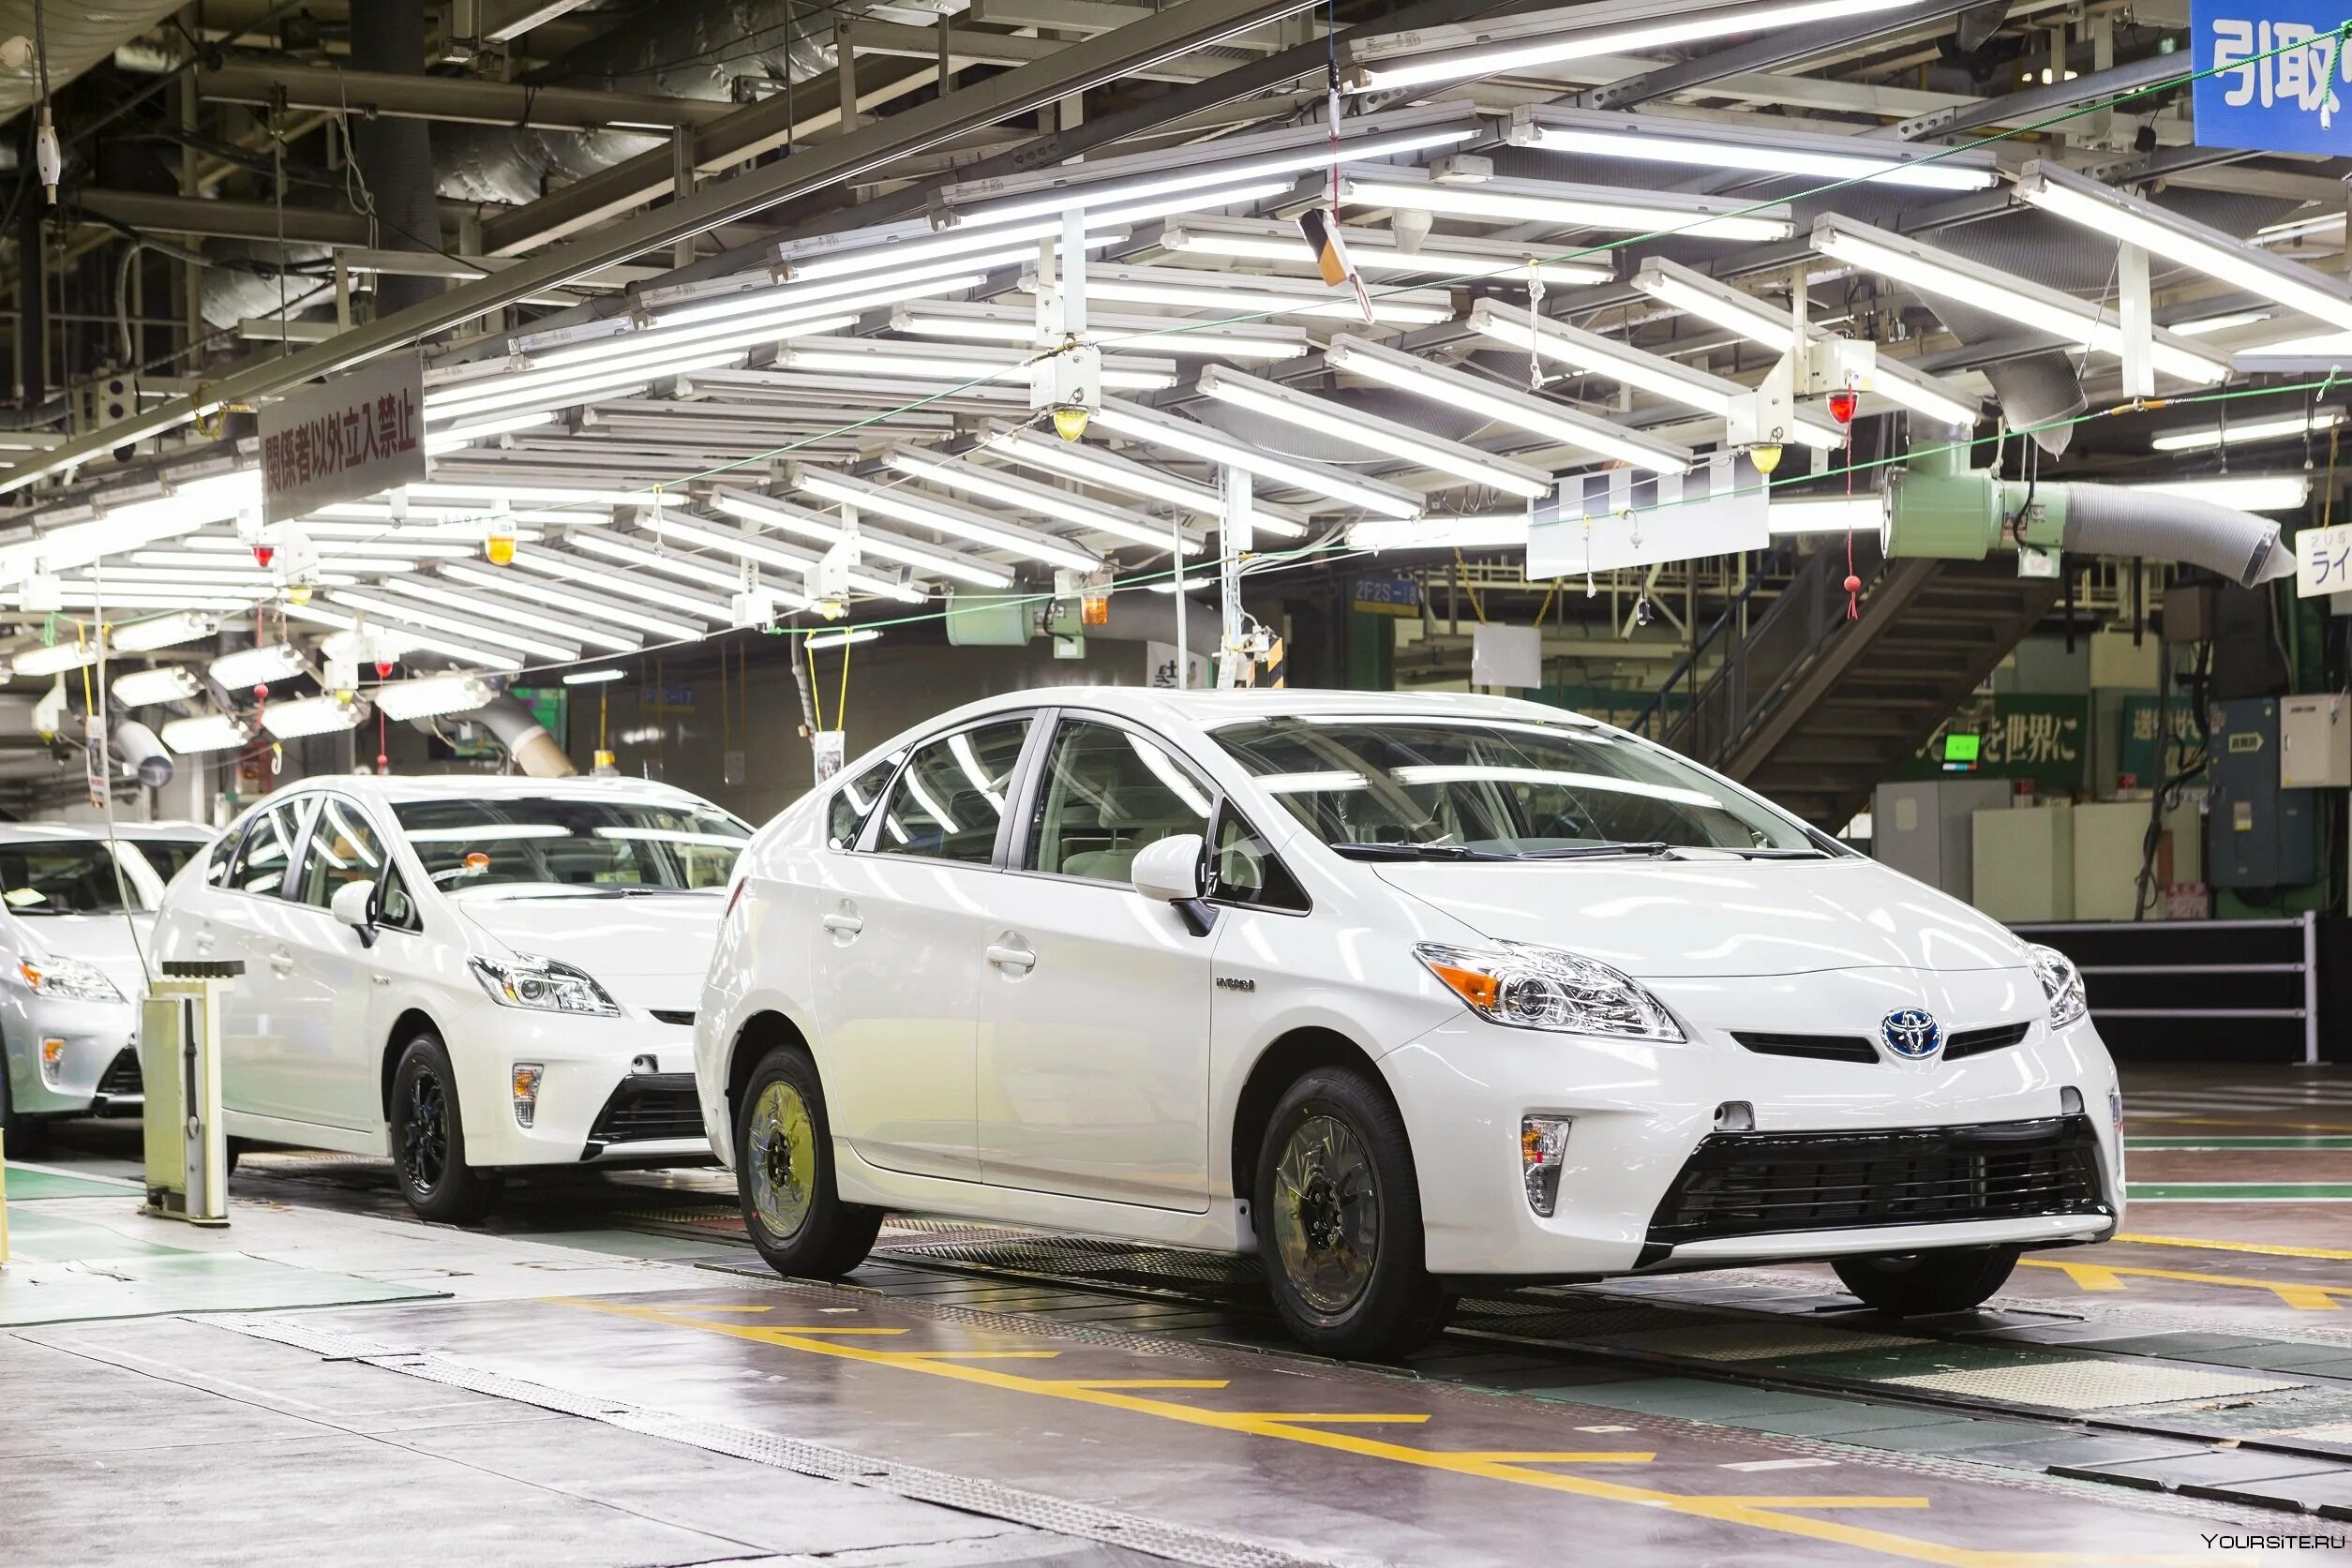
[475,694,577,777]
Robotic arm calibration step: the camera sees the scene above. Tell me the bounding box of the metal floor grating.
[1880,1361,2307,1412]
[1600,1322,1929,1363]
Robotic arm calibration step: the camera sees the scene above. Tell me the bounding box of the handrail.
[1625,544,1798,740]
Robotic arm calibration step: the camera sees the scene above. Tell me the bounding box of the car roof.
[920,685,1602,734]
[0,822,215,844]
[263,772,720,808]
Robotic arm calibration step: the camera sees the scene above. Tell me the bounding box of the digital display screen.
[1943,732,1982,764]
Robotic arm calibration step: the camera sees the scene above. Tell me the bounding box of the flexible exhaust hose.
[2058,484,2294,589]
[476,695,577,778]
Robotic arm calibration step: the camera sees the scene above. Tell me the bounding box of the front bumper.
[3,990,142,1119]
[1382,1013,2122,1278]
[438,1000,712,1169]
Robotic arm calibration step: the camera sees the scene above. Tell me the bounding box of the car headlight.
[1416,941,1683,1041]
[17,956,124,1004]
[470,954,622,1017]
[2030,943,2088,1029]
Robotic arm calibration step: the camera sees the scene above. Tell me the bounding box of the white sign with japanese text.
[1527,453,1769,578]
[2192,0,2351,155]
[2296,521,2352,598]
[260,351,427,524]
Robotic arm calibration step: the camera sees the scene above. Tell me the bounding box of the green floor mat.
[4,1163,143,1201]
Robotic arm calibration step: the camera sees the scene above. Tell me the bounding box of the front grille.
[1647,1115,2106,1247]
[649,1008,696,1026]
[1943,1021,2034,1060]
[1734,1031,1877,1064]
[95,1047,142,1098]
[583,1072,703,1152]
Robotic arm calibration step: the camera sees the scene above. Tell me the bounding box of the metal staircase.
[1630,541,2061,829]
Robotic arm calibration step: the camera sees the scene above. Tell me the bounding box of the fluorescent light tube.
[637,508,924,602]
[1335,168,1792,245]
[2169,308,2275,336]
[2150,409,2344,451]
[1342,0,1928,93]
[775,220,1128,285]
[328,589,583,662]
[931,106,1480,231]
[111,665,203,707]
[2016,160,2352,336]
[1467,300,1844,448]
[774,337,1178,392]
[261,694,363,739]
[281,603,524,671]
[1811,215,2229,385]
[12,640,98,677]
[1324,334,1691,475]
[370,575,643,652]
[502,547,742,621]
[1506,104,1996,192]
[792,468,1106,574]
[371,674,496,721]
[434,560,705,640]
[708,487,1016,588]
[881,448,1206,553]
[1037,264,1455,325]
[979,426,1311,537]
[563,667,627,685]
[159,713,252,754]
[1091,398,1424,518]
[890,301,1312,360]
[1195,366,1553,498]
[526,272,973,370]
[560,525,814,605]
[425,411,558,453]
[805,627,882,650]
[1159,216,1611,285]
[1348,514,1531,550]
[208,641,307,688]
[2131,475,2309,511]
[107,609,218,652]
[1768,495,1891,534]
[1630,257,1982,428]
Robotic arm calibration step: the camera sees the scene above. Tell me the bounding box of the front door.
[208,795,313,1123]
[978,715,1219,1210]
[809,713,1034,1183]
[276,793,396,1131]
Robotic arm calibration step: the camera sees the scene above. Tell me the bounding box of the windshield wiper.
[1329,842,1509,861]
[1733,846,1832,859]
[1513,842,1678,861]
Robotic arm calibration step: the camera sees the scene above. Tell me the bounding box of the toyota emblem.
[1880,1008,1942,1060]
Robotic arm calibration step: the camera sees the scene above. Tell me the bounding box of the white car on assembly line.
[153,775,752,1220]
[697,688,2121,1358]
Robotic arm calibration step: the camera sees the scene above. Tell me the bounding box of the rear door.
[808,712,1035,1182]
[275,793,396,1131]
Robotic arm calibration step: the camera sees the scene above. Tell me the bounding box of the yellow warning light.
[1748,443,1783,476]
[486,533,517,565]
[1052,405,1090,441]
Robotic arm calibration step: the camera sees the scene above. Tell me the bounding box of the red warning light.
[1827,389,1859,426]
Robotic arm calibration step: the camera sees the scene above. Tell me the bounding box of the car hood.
[1375,855,2030,978]
[10,912,157,999]
[456,891,724,1009]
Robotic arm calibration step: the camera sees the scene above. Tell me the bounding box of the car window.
[1025,720,1211,883]
[873,717,1031,864]
[202,823,245,888]
[376,863,420,931]
[294,797,390,907]
[0,840,142,914]
[225,799,311,898]
[392,796,752,893]
[128,837,208,887]
[1209,805,1310,913]
[829,755,900,850]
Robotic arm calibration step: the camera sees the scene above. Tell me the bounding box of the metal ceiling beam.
[1580,0,2027,110]
[482,0,602,43]
[2,0,1324,497]
[76,189,376,246]
[845,21,1222,82]
[194,61,737,132]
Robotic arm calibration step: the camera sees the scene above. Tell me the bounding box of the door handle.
[268,947,296,975]
[821,912,864,936]
[985,942,1037,973]
[192,929,215,952]
[370,973,389,987]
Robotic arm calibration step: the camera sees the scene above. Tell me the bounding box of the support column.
[348,0,443,317]
[1219,466,1251,688]
[18,119,44,407]
[2118,241,2153,398]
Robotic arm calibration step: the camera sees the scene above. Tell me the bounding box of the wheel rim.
[746,1080,818,1242]
[1270,1113,1380,1315]
[399,1066,449,1196]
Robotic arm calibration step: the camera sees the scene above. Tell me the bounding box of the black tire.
[1835,1246,2020,1316]
[223,1137,245,1175]
[1253,1066,1451,1359]
[734,1044,881,1278]
[389,1033,501,1224]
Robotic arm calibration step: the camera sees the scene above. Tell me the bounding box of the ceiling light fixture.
[158,713,252,754]
[791,468,1106,574]
[1158,216,1612,285]
[1506,104,1997,192]
[107,609,219,653]
[1090,398,1425,518]
[707,486,1018,588]
[260,694,364,739]
[637,508,925,602]
[1332,167,1793,244]
[1194,366,1553,498]
[979,426,1311,537]
[881,448,1206,553]
[371,674,497,722]
[111,665,202,707]
[773,337,1179,392]
[208,641,307,689]
[1038,263,1456,325]
[889,301,1312,360]
[2150,408,2345,451]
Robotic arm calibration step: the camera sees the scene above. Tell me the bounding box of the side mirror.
[1131,833,1206,903]
[330,879,377,939]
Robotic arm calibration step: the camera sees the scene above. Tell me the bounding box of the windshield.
[1211,714,1818,858]
[126,837,208,887]
[0,841,151,914]
[392,797,753,893]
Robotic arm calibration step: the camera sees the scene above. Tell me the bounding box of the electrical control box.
[2206,697,2317,889]
[1971,804,2074,922]
[1874,778,2013,903]
[2280,694,2352,789]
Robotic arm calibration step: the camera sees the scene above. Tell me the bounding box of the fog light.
[2108,1087,2124,1132]
[1521,1115,1571,1217]
[511,1062,544,1127]
[631,1053,659,1075]
[2060,1086,2085,1117]
[1715,1100,1755,1133]
[37,1038,65,1086]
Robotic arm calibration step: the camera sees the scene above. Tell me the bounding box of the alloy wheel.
[1270,1113,1380,1315]
[400,1068,450,1196]
[746,1080,818,1242]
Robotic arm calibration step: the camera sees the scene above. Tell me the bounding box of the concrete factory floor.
[7,1065,2352,1567]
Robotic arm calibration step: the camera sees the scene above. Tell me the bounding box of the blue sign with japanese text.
[2192,0,2352,155]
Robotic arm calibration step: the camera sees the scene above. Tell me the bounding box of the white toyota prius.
[154,775,752,1220]
[697,689,2120,1357]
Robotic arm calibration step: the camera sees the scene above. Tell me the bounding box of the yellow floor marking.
[753,1327,910,1336]
[2022,1257,2351,1310]
[553,1297,2196,1568]
[1231,1412,1431,1425]
[884,1350,1063,1361]
[665,1305,775,1314]
[1440,1451,1655,1464]
[1052,1379,1233,1390]
[1714,1497,1933,1510]
[2116,1232,2352,1262]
